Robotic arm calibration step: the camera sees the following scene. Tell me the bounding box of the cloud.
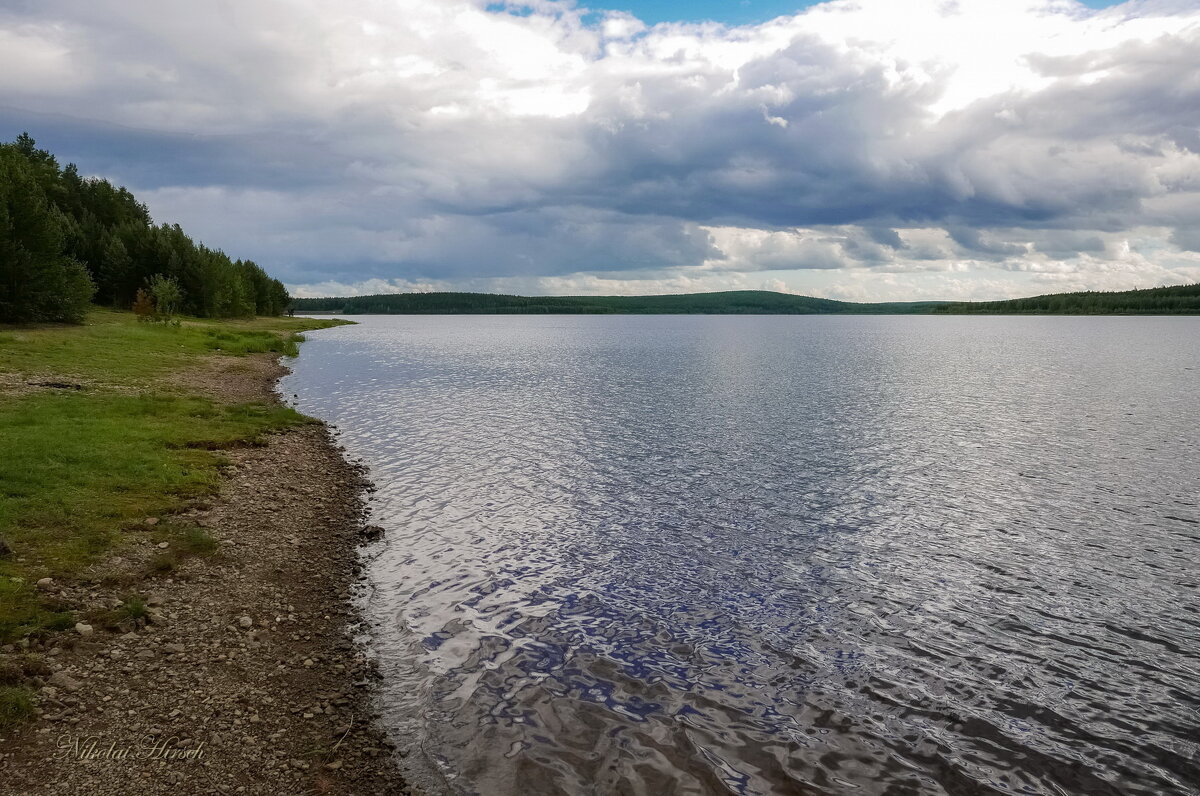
[1,0,1198,298]
[1171,227,1200,252]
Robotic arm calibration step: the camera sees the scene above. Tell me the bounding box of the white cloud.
[0,25,77,94]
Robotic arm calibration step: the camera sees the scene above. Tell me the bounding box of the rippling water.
[283,315,1200,796]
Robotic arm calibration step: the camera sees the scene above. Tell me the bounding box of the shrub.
[132,288,155,322]
[147,273,184,319]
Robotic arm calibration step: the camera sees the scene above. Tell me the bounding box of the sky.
[594,0,1127,25]
[2,0,1199,301]
[553,1,830,26]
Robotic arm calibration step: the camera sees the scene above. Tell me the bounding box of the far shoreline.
[293,310,1200,317]
[290,284,1200,316]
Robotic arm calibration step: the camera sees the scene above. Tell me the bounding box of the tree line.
[291,290,948,315]
[1,133,289,323]
[932,284,1200,314]
[294,285,1200,316]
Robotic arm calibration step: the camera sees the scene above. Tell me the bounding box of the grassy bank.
[0,309,347,655]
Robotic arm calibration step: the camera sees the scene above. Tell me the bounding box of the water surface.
[284,315,1200,795]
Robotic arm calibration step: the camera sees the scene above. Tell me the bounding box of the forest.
[293,284,1200,315]
[930,283,1200,314]
[290,290,946,315]
[0,133,289,323]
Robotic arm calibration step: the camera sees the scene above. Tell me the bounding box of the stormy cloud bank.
[3,0,1198,299]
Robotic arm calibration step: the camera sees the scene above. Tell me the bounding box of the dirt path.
[0,355,415,795]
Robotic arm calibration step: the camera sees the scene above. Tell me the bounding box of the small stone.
[36,577,54,590]
[325,760,343,770]
[157,542,170,549]
[74,623,94,637]
[49,672,82,693]
[238,616,253,629]
[145,517,160,526]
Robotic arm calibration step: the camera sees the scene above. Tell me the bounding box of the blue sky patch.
[571,1,1125,26]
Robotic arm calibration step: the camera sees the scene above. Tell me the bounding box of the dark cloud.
[946,226,1027,258]
[1170,227,1200,252]
[1,0,1197,295]
[0,109,344,193]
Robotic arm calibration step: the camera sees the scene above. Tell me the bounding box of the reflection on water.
[284,315,1200,795]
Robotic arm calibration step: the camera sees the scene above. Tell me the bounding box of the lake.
[282,314,1200,795]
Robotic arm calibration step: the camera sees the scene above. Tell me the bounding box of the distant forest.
[1,133,288,323]
[291,291,945,315]
[291,284,1200,315]
[930,283,1200,314]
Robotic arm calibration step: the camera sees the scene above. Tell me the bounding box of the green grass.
[0,685,35,731]
[117,595,148,621]
[181,526,219,554]
[147,552,178,575]
[0,309,349,644]
[0,308,342,386]
[203,328,306,356]
[89,594,151,630]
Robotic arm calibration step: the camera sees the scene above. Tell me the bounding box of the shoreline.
[0,347,415,795]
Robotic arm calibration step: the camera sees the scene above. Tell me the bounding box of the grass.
[86,593,152,631]
[114,595,148,623]
[0,686,35,731]
[203,328,307,357]
[0,308,338,386]
[181,526,219,554]
[0,654,49,732]
[0,308,349,644]
[147,552,179,575]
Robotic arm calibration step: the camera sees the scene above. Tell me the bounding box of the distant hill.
[930,283,1200,315]
[291,284,1200,315]
[290,290,946,315]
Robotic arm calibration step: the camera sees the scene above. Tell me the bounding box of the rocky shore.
[0,354,415,795]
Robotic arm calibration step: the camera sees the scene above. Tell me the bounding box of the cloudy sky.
[3,0,1199,301]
